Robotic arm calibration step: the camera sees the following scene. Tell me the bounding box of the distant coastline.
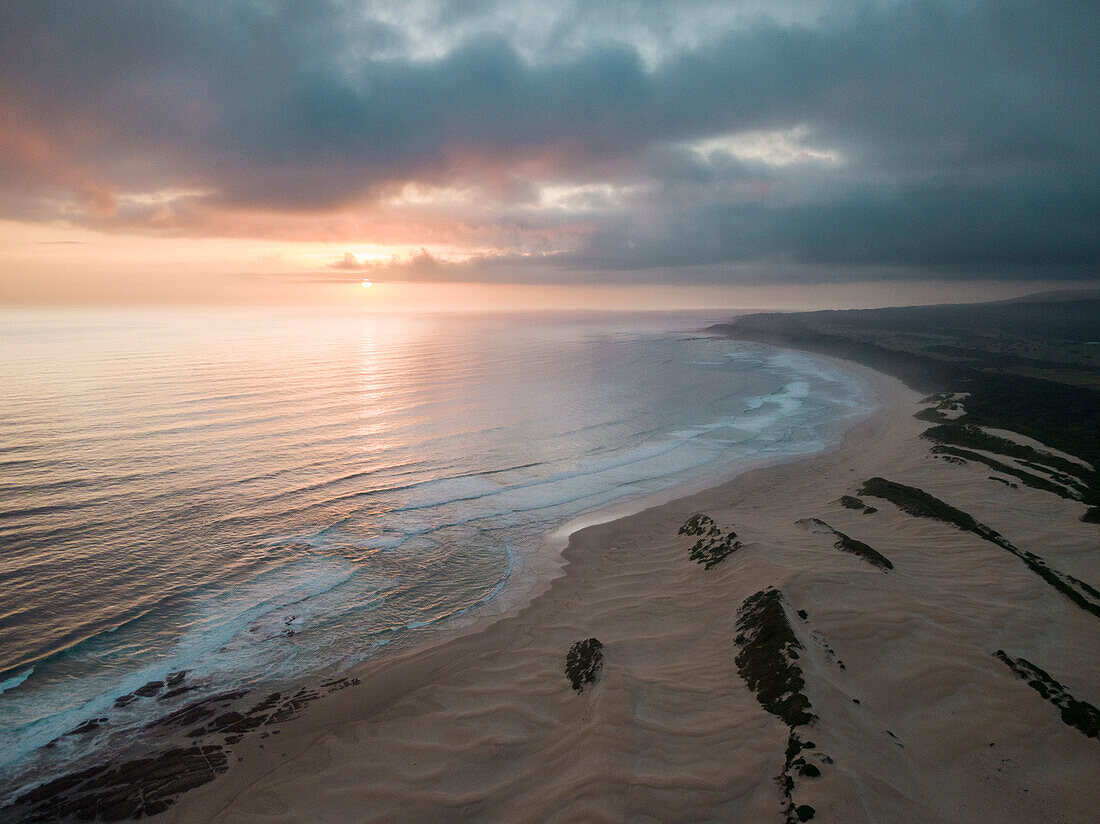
[712,292,1100,510]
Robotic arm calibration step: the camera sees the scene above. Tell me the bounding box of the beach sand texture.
[164,364,1100,824]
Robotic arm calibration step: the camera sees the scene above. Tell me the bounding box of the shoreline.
[152,359,892,820]
[0,340,883,820]
[161,348,1098,823]
[11,343,1099,823]
[0,336,875,815]
[420,343,886,656]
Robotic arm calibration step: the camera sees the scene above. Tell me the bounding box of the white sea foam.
[0,667,34,696]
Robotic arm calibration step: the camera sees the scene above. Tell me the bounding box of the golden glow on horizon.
[0,218,1082,313]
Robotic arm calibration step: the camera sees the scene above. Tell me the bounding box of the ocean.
[0,308,873,794]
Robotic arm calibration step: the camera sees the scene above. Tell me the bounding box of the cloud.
[0,1,1098,283]
[328,248,456,280]
[330,252,369,271]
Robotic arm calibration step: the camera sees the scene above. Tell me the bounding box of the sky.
[1,1,1097,309]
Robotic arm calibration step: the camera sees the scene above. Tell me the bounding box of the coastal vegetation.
[714,296,1100,472]
[931,444,1083,500]
[839,496,877,514]
[921,423,1095,504]
[565,638,604,692]
[799,518,892,571]
[679,514,743,569]
[858,477,1100,618]
[735,589,814,728]
[995,651,1100,739]
[735,588,827,822]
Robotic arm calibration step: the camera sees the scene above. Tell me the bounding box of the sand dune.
[164,362,1100,824]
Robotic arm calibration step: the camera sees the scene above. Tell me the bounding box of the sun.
[360,279,373,288]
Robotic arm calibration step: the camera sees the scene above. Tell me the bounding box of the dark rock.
[64,717,107,737]
[134,680,164,698]
[8,745,228,823]
[795,804,816,822]
[145,689,250,731]
[321,677,361,693]
[268,688,322,723]
[159,684,199,701]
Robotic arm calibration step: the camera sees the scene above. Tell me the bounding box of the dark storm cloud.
[0,0,1097,281]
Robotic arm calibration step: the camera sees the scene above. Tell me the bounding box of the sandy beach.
[155,358,1100,824]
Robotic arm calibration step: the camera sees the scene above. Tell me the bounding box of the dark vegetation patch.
[914,407,948,423]
[995,651,1100,739]
[988,476,1018,489]
[679,513,716,535]
[921,424,1094,487]
[679,513,743,569]
[735,589,814,728]
[839,496,877,514]
[859,477,1100,618]
[779,732,824,822]
[1083,507,1100,524]
[922,423,1095,503]
[800,518,892,571]
[735,590,834,823]
[931,445,1083,500]
[565,638,604,692]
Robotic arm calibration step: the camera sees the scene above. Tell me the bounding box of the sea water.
[0,308,873,793]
